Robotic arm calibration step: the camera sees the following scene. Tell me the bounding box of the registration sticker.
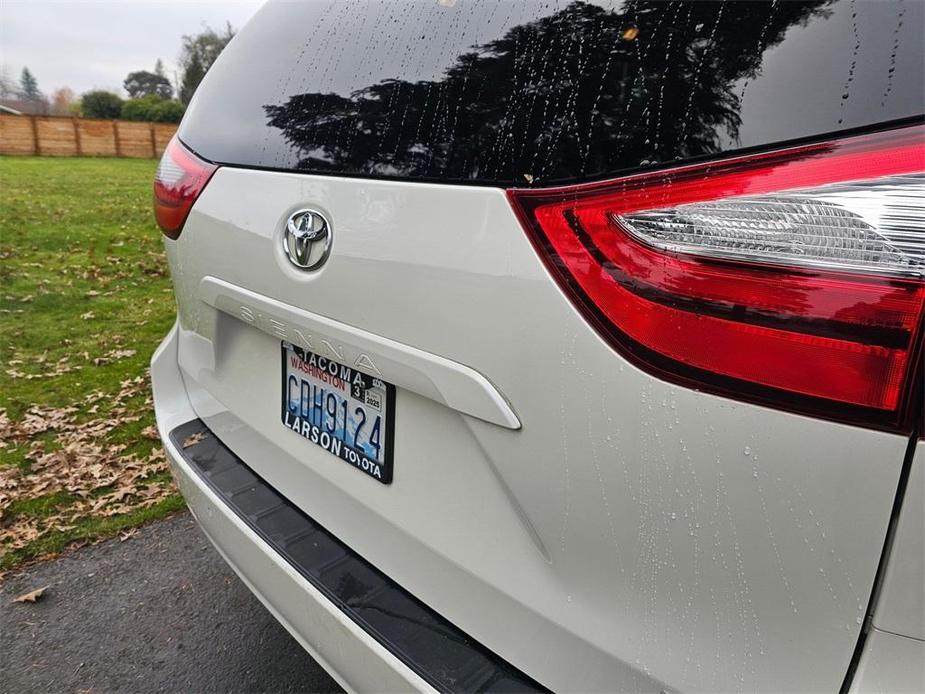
[281,342,395,484]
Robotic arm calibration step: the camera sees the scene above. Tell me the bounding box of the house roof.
[0,98,48,115]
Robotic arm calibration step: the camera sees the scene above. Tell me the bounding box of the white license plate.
[281,342,394,484]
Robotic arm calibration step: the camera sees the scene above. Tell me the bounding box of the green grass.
[0,157,174,419]
[4,491,79,519]
[0,496,187,572]
[0,156,182,571]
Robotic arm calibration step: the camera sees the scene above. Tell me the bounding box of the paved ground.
[0,513,343,694]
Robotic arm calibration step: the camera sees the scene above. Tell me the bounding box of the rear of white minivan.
[152,2,925,691]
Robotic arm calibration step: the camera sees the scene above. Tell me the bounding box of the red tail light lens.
[509,126,925,430]
[154,136,217,239]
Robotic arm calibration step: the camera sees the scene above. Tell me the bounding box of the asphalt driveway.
[0,513,343,694]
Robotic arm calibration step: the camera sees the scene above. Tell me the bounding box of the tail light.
[509,125,925,430]
[154,136,217,239]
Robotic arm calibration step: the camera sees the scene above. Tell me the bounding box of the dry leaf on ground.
[92,349,137,366]
[0,373,176,553]
[13,585,50,603]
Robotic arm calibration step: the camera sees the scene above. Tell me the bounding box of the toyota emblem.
[283,209,332,270]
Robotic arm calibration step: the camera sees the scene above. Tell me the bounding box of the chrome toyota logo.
[283,209,332,270]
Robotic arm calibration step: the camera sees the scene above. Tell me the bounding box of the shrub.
[152,100,185,123]
[121,95,184,123]
[79,90,123,119]
[120,95,160,121]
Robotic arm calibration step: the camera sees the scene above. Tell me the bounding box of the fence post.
[149,123,157,158]
[112,120,122,157]
[72,117,83,156]
[30,115,41,155]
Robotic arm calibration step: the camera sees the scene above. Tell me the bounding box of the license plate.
[281,342,394,484]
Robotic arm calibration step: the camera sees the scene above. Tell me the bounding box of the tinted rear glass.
[180,0,923,186]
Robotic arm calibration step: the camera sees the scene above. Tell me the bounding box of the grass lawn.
[0,156,184,573]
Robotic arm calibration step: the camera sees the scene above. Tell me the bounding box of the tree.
[154,58,167,78]
[178,22,235,105]
[179,54,205,106]
[51,87,76,116]
[123,70,173,99]
[0,66,16,98]
[80,90,123,119]
[18,67,42,101]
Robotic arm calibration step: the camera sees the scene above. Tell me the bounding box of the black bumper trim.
[170,419,545,693]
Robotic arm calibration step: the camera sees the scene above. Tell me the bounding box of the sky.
[1,0,266,97]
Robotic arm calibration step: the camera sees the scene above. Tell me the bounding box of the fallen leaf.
[13,585,50,603]
[181,431,207,449]
[0,369,177,554]
[92,348,137,366]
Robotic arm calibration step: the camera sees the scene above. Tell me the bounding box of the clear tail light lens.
[508,126,925,430]
[154,136,217,239]
[618,175,925,278]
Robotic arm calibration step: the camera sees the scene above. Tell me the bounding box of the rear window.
[180,0,923,187]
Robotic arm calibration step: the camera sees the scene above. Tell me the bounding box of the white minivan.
[152,1,925,691]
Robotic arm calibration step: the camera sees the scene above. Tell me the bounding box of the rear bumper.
[151,323,541,693]
[152,323,427,692]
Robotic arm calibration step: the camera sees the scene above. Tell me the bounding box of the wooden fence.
[0,113,177,159]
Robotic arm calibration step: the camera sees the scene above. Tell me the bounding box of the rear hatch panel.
[168,167,910,691]
[169,0,924,689]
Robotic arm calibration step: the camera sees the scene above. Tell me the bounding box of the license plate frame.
[280,342,395,484]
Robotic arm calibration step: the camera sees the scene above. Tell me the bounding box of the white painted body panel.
[849,628,925,694]
[198,276,520,429]
[151,324,436,694]
[873,440,925,641]
[158,166,912,692]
